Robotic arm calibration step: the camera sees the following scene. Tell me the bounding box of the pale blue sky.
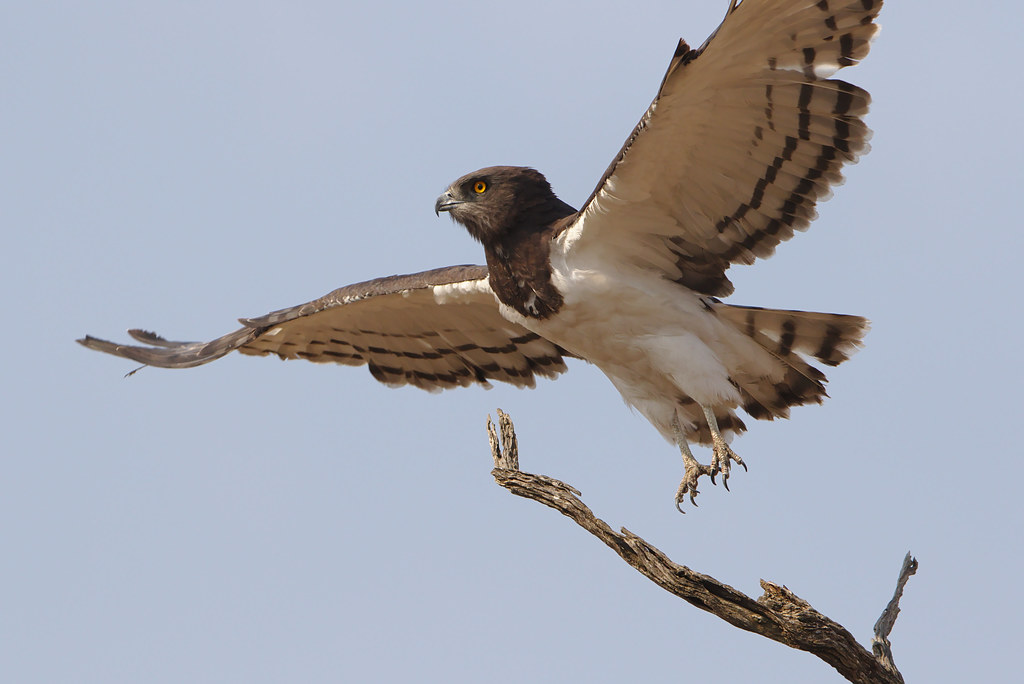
[4,1,1022,682]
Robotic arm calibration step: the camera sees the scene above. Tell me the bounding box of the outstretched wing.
[78,265,571,391]
[561,0,880,296]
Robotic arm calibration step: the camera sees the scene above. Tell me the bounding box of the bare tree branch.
[871,553,918,681]
[487,409,914,684]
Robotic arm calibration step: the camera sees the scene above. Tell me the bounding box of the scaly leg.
[672,412,713,513]
[701,405,747,490]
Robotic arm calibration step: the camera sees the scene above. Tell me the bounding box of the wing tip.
[76,334,116,353]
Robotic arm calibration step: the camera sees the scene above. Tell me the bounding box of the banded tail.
[717,303,869,424]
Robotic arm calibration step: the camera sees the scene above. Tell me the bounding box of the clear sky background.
[4,1,1022,682]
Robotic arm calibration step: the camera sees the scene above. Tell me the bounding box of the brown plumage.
[436,167,576,319]
[80,0,882,509]
[79,266,571,391]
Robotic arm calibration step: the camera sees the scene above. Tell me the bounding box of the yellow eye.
[473,181,487,194]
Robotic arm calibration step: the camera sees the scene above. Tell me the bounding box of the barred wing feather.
[78,265,570,391]
[565,0,881,297]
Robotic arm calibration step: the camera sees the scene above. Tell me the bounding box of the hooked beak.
[434,190,463,216]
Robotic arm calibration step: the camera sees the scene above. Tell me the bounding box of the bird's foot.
[674,453,715,513]
[709,437,747,490]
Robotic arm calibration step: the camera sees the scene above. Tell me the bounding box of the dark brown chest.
[485,228,564,320]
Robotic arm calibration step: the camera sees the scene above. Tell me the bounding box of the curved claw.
[710,441,745,488]
[675,461,713,513]
[675,488,700,514]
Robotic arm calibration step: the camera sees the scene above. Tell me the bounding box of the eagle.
[79,0,879,510]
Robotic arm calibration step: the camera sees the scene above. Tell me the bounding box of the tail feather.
[719,305,869,367]
[717,303,868,424]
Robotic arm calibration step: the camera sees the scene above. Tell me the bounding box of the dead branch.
[487,409,914,684]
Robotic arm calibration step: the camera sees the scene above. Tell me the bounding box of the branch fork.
[487,409,914,684]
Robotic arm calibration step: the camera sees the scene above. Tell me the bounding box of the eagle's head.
[434,166,574,245]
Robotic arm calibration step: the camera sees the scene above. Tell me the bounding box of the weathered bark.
[487,409,914,684]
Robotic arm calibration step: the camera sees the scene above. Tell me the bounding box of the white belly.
[497,259,744,441]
